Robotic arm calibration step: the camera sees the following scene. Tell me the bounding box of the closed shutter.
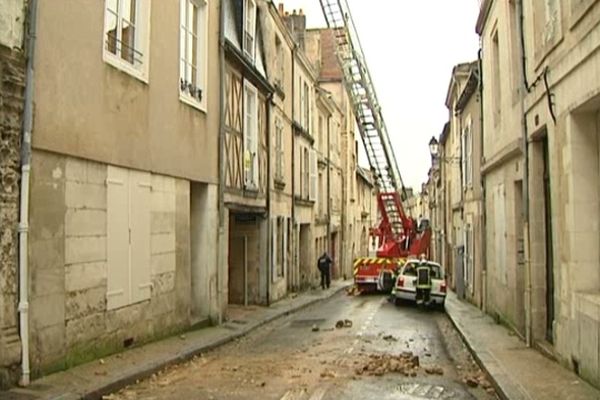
[130,171,152,303]
[107,166,130,310]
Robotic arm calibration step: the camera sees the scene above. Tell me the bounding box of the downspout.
[266,92,273,306]
[291,44,297,289]
[217,0,226,325]
[326,113,331,258]
[517,0,533,347]
[18,0,38,387]
[478,46,487,312]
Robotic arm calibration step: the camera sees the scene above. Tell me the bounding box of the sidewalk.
[2,280,352,400]
[445,291,600,400]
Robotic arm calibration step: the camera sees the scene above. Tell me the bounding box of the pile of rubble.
[355,352,422,377]
[346,286,361,296]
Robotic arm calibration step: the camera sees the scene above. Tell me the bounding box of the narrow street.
[107,292,498,400]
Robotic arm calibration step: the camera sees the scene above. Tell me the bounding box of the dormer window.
[243,0,256,61]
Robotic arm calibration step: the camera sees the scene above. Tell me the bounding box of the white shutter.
[309,149,317,201]
[130,170,152,303]
[107,166,130,310]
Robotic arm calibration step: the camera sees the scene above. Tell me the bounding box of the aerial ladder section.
[319,0,416,253]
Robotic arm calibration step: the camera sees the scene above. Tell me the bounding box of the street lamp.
[428,136,461,164]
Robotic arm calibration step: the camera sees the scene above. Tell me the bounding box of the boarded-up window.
[107,166,151,310]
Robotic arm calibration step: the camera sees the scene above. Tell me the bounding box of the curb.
[444,298,526,400]
[78,283,351,400]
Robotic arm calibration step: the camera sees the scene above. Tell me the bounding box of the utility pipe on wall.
[217,0,226,325]
[517,0,533,347]
[18,0,38,387]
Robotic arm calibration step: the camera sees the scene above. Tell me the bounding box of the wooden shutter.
[107,166,130,310]
[130,170,152,303]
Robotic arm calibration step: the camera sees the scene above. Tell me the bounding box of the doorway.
[542,136,555,342]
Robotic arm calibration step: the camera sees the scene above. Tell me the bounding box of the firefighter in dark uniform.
[317,252,333,289]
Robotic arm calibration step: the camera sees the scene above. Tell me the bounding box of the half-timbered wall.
[224,63,268,198]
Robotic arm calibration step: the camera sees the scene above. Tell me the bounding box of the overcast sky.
[280,0,481,191]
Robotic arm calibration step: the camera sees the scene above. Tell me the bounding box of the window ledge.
[179,93,207,113]
[103,52,149,84]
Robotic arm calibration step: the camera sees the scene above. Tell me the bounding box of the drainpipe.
[266,92,273,306]
[216,0,226,325]
[517,0,533,347]
[477,46,487,312]
[326,113,331,258]
[291,44,297,290]
[18,0,38,387]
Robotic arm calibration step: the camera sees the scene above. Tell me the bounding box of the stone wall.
[0,44,25,387]
[28,150,193,377]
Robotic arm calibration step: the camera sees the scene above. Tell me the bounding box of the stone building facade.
[0,0,26,387]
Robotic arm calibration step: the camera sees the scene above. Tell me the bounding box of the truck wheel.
[394,297,403,306]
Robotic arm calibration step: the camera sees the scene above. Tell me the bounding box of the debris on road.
[464,377,479,387]
[346,286,361,296]
[320,370,336,379]
[382,335,397,342]
[424,366,444,375]
[312,324,320,332]
[355,352,420,377]
[335,319,353,329]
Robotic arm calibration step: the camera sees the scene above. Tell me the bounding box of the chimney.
[283,7,307,50]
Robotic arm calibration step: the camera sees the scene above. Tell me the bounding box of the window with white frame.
[180,0,208,107]
[275,116,284,182]
[104,0,150,79]
[244,81,259,188]
[243,0,256,61]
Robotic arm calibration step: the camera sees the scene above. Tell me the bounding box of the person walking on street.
[317,252,333,289]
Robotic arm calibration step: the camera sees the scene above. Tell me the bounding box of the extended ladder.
[319,0,408,239]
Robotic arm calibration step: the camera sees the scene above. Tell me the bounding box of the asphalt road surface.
[107,292,498,400]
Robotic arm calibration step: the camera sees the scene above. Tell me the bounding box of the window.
[275,117,284,182]
[303,82,310,130]
[491,29,501,127]
[275,35,284,90]
[309,149,317,202]
[303,147,309,198]
[104,0,150,80]
[318,115,324,151]
[243,0,256,60]
[466,121,473,187]
[272,217,286,280]
[244,81,259,188]
[318,172,324,217]
[180,0,208,108]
